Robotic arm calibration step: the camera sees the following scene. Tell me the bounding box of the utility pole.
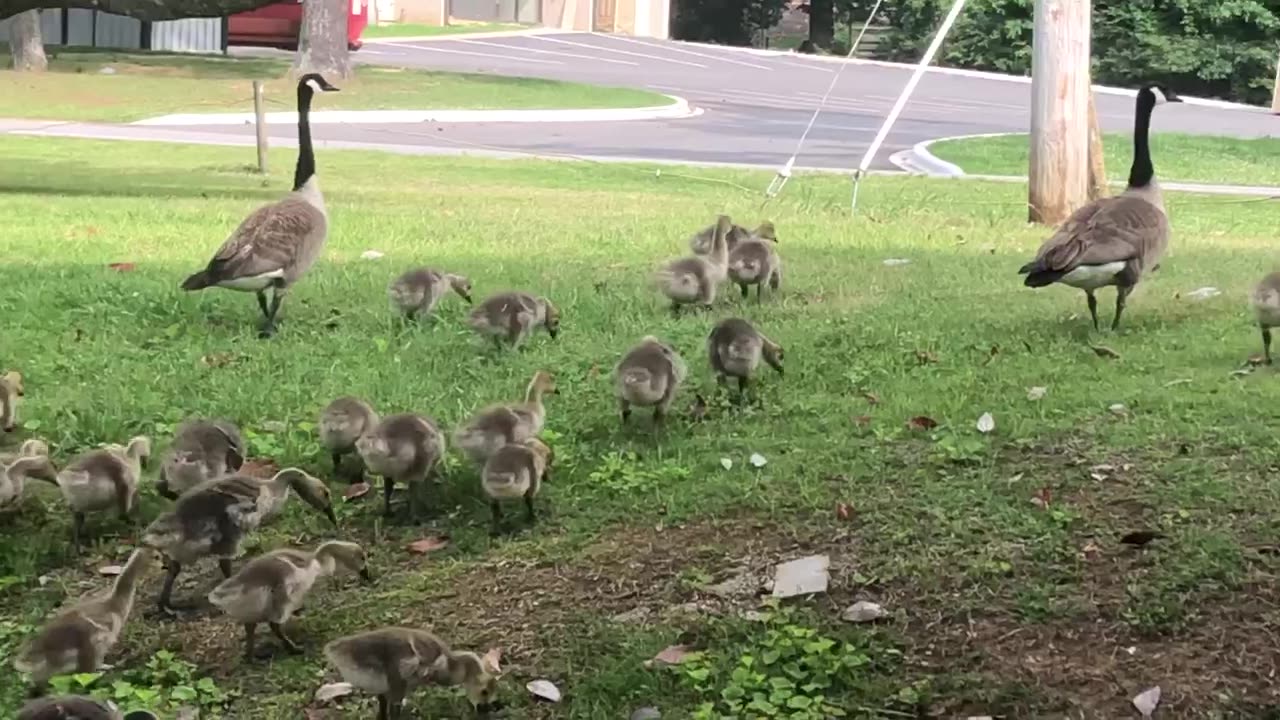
[1272,48,1280,114]
[1028,0,1092,225]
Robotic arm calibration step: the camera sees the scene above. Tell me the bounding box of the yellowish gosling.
[56,436,151,553]
[615,336,687,426]
[1,370,23,433]
[209,540,372,660]
[1251,271,1280,364]
[656,215,731,315]
[482,437,553,536]
[1,454,57,511]
[14,547,158,695]
[708,317,784,405]
[389,267,473,321]
[467,291,560,350]
[157,419,244,500]
[356,413,447,521]
[324,627,500,720]
[142,468,335,615]
[319,396,379,481]
[454,371,558,466]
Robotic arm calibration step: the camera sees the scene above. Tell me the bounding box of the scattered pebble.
[1132,685,1161,718]
[841,600,886,623]
[749,452,767,468]
[98,565,124,577]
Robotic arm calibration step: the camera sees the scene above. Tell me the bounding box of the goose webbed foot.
[1112,286,1132,331]
[1263,326,1274,365]
[269,622,302,654]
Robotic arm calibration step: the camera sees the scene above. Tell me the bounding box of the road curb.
[130,95,701,127]
[365,28,567,44]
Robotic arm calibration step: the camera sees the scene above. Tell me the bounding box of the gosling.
[356,413,447,521]
[1,454,57,511]
[319,396,379,481]
[454,371,557,465]
[14,547,157,695]
[324,626,500,720]
[482,438,552,536]
[657,214,731,314]
[1,370,23,432]
[18,695,158,720]
[1251,271,1280,365]
[689,217,771,256]
[56,436,151,553]
[209,540,373,660]
[157,419,244,500]
[615,336,687,426]
[707,318,784,405]
[467,291,559,350]
[389,268,473,321]
[0,438,51,466]
[727,224,781,301]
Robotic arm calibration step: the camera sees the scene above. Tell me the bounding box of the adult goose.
[1018,83,1181,331]
[181,73,339,338]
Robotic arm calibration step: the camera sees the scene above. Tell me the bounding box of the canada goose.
[1250,271,1280,364]
[209,540,373,660]
[180,73,340,338]
[0,437,50,466]
[707,318,784,404]
[17,695,158,720]
[689,217,769,256]
[1018,84,1181,331]
[324,627,500,720]
[454,371,558,465]
[355,413,447,521]
[157,419,244,500]
[1,454,57,510]
[482,437,552,536]
[658,215,732,314]
[1,370,23,432]
[615,336,687,426]
[142,468,335,614]
[727,225,781,301]
[55,436,151,553]
[389,268,474,321]
[467,291,560,350]
[320,396,379,481]
[14,547,157,694]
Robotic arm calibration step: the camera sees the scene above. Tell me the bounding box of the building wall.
[397,0,446,23]
[0,9,222,52]
[151,18,226,53]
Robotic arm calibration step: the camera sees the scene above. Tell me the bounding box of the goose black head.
[1141,83,1181,105]
[298,73,341,94]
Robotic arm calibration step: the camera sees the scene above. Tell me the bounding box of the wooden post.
[1028,0,1092,225]
[1272,50,1280,114]
[252,80,268,175]
[1086,87,1108,200]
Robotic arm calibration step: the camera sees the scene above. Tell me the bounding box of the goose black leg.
[524,493,537,525]
[387,678,407,720]
[242,623,257,661]
[331,451,344,477]
[490,501,503,537]
[219,558,234,579]
[1112,285,1133,331]
[259,282,286,338]
[1263,325,1273,365]
[71,511,86,555]
[619,400,632,425]
[382,477,395,518]
[156,561,182,615]
[1085,291,1099,331]
[739,283,749,299]
[377,696,390,720]
[269,622,301,653]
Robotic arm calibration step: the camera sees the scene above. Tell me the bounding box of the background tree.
[8,8,47,72]
[672,0,788,46]
[0,0,284,20]
[293,0,351,79]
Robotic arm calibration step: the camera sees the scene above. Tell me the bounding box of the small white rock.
[1109,403,1128,416]
[98,565,124,577]
[976,412,995,433]
[841,600,886,623]
[360,250,385,260]
[749,452,767,468]
[1027,386,1047,401]
[1132,685,1161,718]
[882,258,911,266]
[771,554,829,598]
[527,679,562,703]
[314,682,355,703]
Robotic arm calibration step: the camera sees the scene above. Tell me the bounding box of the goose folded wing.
[202,201,320,283]
[1036,197,1166,271]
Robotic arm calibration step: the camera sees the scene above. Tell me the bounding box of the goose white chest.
[1060,262,1126,290]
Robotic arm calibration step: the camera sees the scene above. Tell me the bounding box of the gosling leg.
[269,622,301,654]
[490,501,503,537]
[739,283,749,299]
[1085,291,1099,331]
[156,560,182,614]
[382,476,395,518]
[242,623,257,661]
[71,511,86,554]
[1263,325,1273,365]
[377,696,390,720]
[524,492,537,526]
[619,399,632,425]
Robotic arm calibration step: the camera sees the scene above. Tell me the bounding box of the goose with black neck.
[180,73,340,338]
[1017,83,1181,332]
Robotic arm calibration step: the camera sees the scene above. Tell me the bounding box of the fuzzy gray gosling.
[657,215,732,315]
[0,370,23,433]
[14,547,158,694]
[467,291,560,350]
[319,396,379,482]
[615,336,687,426]
[56,436,151,553]
[157,419,244,500]
[389,268,474,321]
[727,223,781,301]
[18,695,159,720]
[454,371,558,466]
[324,627,500,720]
[0,454,57,511]
[0,438,51,466]
[482,438,553,536]
[1251,271,1280,364]
[356,413,447,522]
[708,318,784,405]
[689,217,771,256]
[209,540,372,660]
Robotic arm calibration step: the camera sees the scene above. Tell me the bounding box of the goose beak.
[463,294,474,305]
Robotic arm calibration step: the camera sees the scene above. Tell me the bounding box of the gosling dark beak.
[463,294,474,305]
[2,424,12,433]
[324,506,339,526]
[359,566,374,584]
[548,328,559,340]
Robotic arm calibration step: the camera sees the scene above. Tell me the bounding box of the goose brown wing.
[201,198,322,283]
[1035,196,1166,272]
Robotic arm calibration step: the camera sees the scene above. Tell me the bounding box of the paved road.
[199,32,1279,171]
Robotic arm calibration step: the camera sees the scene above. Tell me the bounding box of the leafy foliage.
[41,651,234,717]
[844,0,1279,104]
[672,0,790,47]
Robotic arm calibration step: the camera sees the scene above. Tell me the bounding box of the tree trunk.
[1027,0,1091,225]
[293,0,351,79]
[1086,88,1108,200]
[8,9,47,72]
[807,0,834,49]
[2,0,285,21]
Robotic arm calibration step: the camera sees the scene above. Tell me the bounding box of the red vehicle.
[228,0,369,51]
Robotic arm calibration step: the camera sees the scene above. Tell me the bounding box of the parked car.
[227,0,369,51]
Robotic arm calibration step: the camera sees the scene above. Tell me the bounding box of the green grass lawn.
[4,136,1280,719]
[0,48,667,122]
[929,131,1280,187]
[362,21,525,39]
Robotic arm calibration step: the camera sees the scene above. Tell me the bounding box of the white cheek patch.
[306,78,323,93]
[1150,87,1167,105]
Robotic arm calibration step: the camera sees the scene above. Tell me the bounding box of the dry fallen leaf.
[1090,345,1121,360]
[907,415,938,431]
[313,682,355,703]
[406,536,450,555]
[527,679,562,703]
[841,600,886,623]
[646,644,694,667]
[240,459,280,478]
[98,565,124,577]
[200,352,238,368]
[343,482,371,501]
[835,502,852,521]
[976,412,995,434]
[1080,540,1101,560]
[482,647,503,673]
[1132,685,1161,718]
[107,262,136,272]
[749,453,767,468]
[861,391,881,406]
[1030,486,1052,510]
[852,414,872,428]
[360,250,385,260]
[1247,354,1267,367]
[915,350,939,365]
[719,458,733,471]
[1120,530,1165,548]
[1027,386,1047,401]
[1109,403,1129,417]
